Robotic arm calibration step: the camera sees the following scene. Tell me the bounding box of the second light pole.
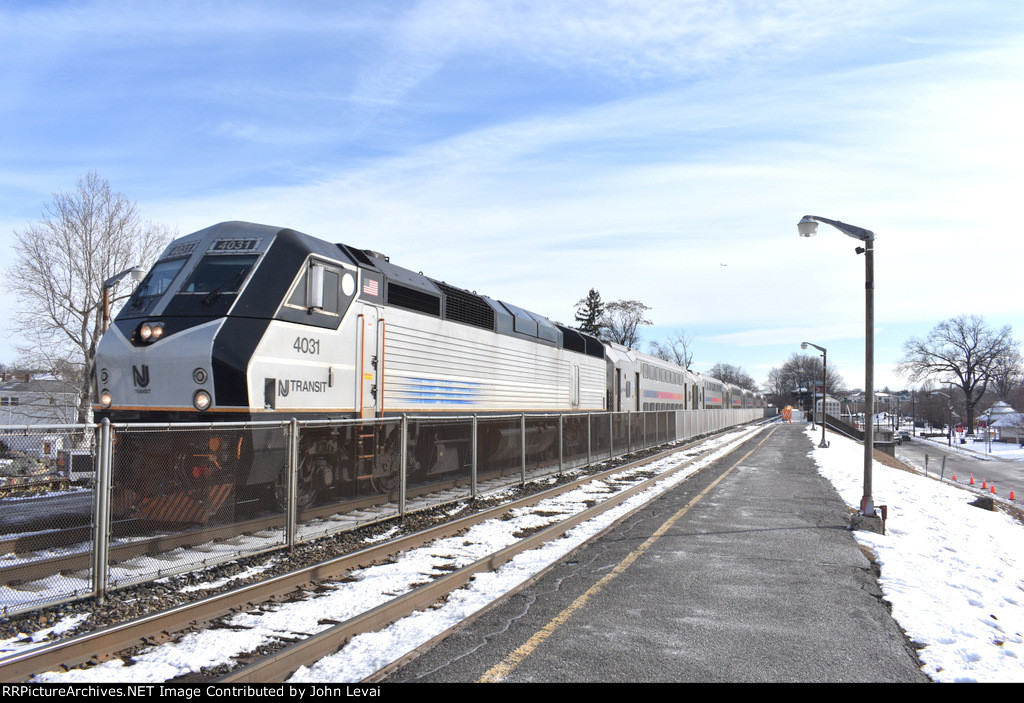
[798,215,877,522]
[801,341,829,448]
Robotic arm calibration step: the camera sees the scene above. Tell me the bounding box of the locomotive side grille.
[387,282,441,317]
[436,282,495,331]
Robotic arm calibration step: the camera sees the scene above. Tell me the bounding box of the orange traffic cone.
[991,483,996,495]
[970,474,975,485]
[1010,487,1015,501]
[982,477,987,489]
[952,471,957,481]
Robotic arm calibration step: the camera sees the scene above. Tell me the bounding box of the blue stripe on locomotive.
[397,377,483,405]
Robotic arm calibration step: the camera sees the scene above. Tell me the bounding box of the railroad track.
[0,473,525,597]
[0,493,391,594]
[0,422,770,683]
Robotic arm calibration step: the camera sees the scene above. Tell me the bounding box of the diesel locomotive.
[94,222,763,521]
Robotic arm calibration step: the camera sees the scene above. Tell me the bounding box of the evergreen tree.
[574,289,605,336]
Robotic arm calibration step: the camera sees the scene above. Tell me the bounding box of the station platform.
[383,422,929,683]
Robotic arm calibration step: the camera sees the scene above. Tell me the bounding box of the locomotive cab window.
[286,260,344,315]
[124,258,188,315]
[181,254,259,298]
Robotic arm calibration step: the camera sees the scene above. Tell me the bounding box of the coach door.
[357,305,384,418]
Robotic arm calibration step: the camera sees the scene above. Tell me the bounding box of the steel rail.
[219,424,769,682]
[0,488,395,590]
[0,423,764,682]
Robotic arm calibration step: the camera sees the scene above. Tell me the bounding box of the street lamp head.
[798,214,875,242]
[103,265,146,289]
[801,342,808,350]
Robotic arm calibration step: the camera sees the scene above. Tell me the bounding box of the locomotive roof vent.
[363,250,389,262]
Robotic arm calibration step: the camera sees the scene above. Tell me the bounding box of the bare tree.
[989,346,1024,401]
[600,299,652,349]
[706,362,758,391]
[897,315,1018,435]
[763,352,846,411]
[648,329,694,370]
[5,172,174,423]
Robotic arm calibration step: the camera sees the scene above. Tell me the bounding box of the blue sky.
[2,0,1023,393]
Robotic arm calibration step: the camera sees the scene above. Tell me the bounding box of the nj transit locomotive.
[94,222,762,520]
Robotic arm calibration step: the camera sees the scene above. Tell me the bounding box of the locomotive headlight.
[99,389,113,408]
[137,321,165,343]
[193,389,212,412]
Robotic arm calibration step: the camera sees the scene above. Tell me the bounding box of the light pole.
[803,382,814,428]
[798,215,877,521]
[801,341,829,448]
[931,390,953,447]
[911,389,916,437]
[102,266,146,332]
[986,408,993,453]
[945,382,958,445]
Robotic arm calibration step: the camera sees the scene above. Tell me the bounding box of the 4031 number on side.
[294,337,321,355]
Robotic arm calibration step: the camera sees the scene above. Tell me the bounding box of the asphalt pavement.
[383,422,930,683]
[897,434,1023,493]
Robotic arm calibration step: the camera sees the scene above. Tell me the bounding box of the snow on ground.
[914,431,1024,462]
[9,422,1024,682]
[17,425,763,683]
[808,425,1024,683]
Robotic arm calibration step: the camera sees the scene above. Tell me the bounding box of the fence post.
[558,414,564,476]
[286,418,299,550]
[520,413,527,486]
[587,413,592,466]
[400,415,408,517]
[609,412,614,459]
[91,419,112,604]
[472,415,478,498]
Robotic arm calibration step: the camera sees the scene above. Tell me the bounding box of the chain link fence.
[0,408,764,616]
[0,424,98,614]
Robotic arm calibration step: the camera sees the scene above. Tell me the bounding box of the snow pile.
[808,426,1024,682]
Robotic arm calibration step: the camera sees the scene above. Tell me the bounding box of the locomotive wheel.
[273,453,320,511]
[370,469,399,495]
[369,431,404,496]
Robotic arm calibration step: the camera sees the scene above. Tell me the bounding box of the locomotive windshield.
[180,254,259,302]
[153,252,262,317]
[124,258,188,316]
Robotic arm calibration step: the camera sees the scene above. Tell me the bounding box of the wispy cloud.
[1,0,1022,390]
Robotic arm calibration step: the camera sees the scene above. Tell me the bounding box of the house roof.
[983,401,1017,417]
